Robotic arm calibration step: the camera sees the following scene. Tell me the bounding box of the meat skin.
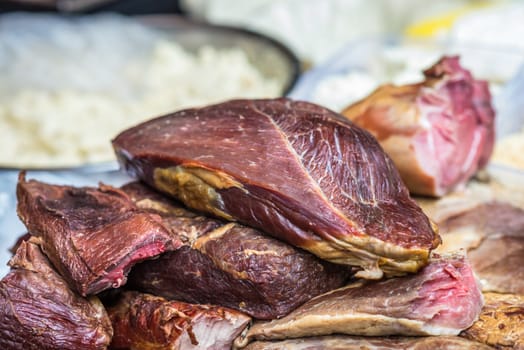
[112,98,439,279]
[0,239,113,350]
[108,291,250,350]
[123,182,350,320]
[342,56,495,197]
[16,173,181,296]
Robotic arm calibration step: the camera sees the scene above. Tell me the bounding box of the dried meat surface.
[113,98,439,279]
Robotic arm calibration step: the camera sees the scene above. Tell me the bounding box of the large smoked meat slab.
[113,98,439,279]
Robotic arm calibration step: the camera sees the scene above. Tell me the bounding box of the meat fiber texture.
[342,56,495,197]
[437,201,524,294]
[0,239,113,350]
[122,182,350,320]
[15,173,181,296]
[108,291,251,350]
[233,254,483,348]
[112,98,440,279]
[242,335,494,350]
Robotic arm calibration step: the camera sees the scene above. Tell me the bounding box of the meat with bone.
[242,335,494,350]
[341,56,495,197]
[0,239,113,350]
[461,292,524,350]
[122,182,350,319]
[107,291,250,350]
[112,98,439,279]
[233,254,483,348]
[16,174,181,296]
[437,201,524,294]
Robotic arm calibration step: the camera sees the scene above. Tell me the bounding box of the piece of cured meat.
[437,201,524,294]
[342,56,495,197]
[461,292,524,350]
[242,335,493,350]
[0,239,113,350]
[112,98,439,279]
[107,291,250,350]
[122,182,350,319]
[233,254,483,348]
[16,173,181,296]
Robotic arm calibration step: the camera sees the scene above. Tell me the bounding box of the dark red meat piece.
[0,239,113,350]
[16,173,181,296]
[112,98,439,279]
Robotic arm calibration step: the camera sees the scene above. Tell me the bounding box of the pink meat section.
[413,255,483,331]
[343,56,495,197]
[414,58,495,195]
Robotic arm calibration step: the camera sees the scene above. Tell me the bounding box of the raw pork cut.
[16,174,180,296]
[342,56,495,197]
[233,254,483,348]
[112,98,439,279]
[0,239,113,350]
[108,291,250,350]
[242,335,493,350]
[122,182,350,319]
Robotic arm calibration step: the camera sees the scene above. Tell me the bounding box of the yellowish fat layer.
[153,165,244,221]
[153,165,431,279]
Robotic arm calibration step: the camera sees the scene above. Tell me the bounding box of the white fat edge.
[419,323,461,336]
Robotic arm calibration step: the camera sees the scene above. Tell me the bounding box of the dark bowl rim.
[135,14,302,95]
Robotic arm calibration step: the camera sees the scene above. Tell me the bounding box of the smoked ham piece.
[0,239,113,350]
[112,98,439,279]
[342,56,495,197]
[16,174,181,296]
[233,254,483,348]
[122,182,349,320]
[108,291,250,350]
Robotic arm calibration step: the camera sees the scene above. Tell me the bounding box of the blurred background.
[1,0,524,168]
[1,0,524,274]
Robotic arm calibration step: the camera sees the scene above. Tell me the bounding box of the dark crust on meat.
[0,239,113,350]
[15,173,180,296]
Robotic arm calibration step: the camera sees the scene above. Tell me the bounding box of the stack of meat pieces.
[0,98,511,349]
